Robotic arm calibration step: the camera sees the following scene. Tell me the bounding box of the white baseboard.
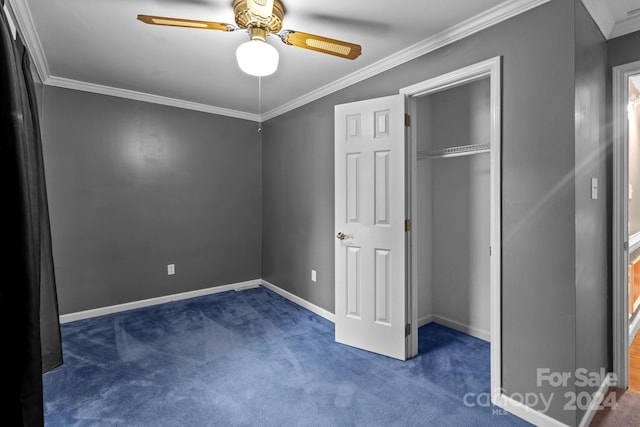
[493,394,570,427]
[578,372,616,427]
[59,279,580,427]
[418,314,434,327]
[59,279,262,323]
[419,313,490,342]
[491,372,615,427]
[261,280,335,323]
[60,279,583,427]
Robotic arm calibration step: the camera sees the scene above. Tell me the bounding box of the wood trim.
[630,310,640,345]
[630,331,640,392]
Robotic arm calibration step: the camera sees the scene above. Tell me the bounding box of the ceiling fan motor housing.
[233,0,285,35]
[137,0,361,61]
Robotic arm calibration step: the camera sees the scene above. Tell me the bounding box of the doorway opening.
[413,76,491,341]
[400,56,502,397]
[627,76,640,344]
[613,60,640,390]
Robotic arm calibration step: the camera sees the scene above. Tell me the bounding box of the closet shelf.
[418,143,490,160]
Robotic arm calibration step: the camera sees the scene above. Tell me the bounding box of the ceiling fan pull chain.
[258,76,262,133]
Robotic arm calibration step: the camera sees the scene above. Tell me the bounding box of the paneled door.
[334,94,408,361]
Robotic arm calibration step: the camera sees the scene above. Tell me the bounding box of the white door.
[334,94,407,361]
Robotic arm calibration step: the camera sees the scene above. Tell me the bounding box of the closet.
[415,76,491,341]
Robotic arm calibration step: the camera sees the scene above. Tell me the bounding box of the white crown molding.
[611,14,640,39]
[6,0,49,80]
[581,0,616,39]
[262,0,552,120]
[46,76,261,122]
[9,0,550,122]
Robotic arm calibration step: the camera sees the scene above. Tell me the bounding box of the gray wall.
[262,0,602,424]
[261,101,336,310]
[431,154,491,334]
[608,29,640,68]
[428,79,490,150]
[416,79,491,337]
[42,86,262,314]
[36,0,614,424]
[416,94,433,320]
[574,0,608,424]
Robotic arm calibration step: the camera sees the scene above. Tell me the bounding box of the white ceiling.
[4,0,639,121]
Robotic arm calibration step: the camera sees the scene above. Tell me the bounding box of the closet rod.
[417,143,490,160]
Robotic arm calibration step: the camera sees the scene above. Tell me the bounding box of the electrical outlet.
[311,269,317,282]
[167,264,175,275]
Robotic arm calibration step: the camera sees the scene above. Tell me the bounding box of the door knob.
[336,232,347,240]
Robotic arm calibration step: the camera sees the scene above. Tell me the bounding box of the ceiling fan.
[137,0,362,77]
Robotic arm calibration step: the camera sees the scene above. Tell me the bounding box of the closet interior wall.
[416,77,491,340]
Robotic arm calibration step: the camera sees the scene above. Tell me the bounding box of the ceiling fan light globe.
[236,40,279,76]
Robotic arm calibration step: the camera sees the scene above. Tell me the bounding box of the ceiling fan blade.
[247,0,274,20]
[280,30,361,60]
[137,15,234,32]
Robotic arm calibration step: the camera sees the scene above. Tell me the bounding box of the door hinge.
[405,323,411,337]
[405,113,411,127]
[405,219,411,232]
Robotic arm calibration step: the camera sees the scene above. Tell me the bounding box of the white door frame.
[399,56,502,396]
[612,60,640,390]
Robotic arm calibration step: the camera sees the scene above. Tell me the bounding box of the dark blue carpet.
[43,286,532,426]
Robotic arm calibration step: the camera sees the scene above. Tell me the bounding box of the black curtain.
[1,3,62,426]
